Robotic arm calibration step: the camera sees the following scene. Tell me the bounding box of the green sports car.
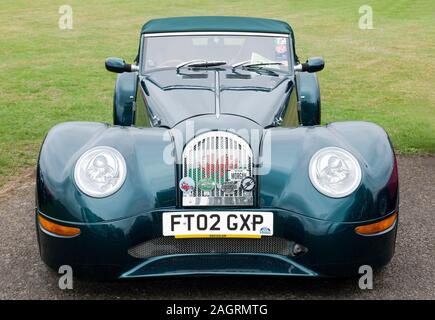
[36,16,399,279]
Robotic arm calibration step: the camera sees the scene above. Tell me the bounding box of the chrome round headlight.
[74,146,127,198]
[309,147,361,198]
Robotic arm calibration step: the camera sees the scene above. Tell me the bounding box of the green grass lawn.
[0,0,434,187]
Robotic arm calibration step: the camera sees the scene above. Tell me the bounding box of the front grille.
[128,237,294,259]
[182,131,254,206]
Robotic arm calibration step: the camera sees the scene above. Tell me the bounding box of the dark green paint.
[302,57,325,73]
[37,122,176,223]
[132,67,296,128]
[36,17,398,279]
[134,80,152,127]
[37,120,397,224]
[113,72,137,126]
[36,206,397,278]
[141,16,294,35]
[105,57,128,73]
[298,72,321,126]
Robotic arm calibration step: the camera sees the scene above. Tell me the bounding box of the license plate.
[162,211,273,238]
[229,169,249,181]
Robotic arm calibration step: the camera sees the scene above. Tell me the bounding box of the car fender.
[298,71,321,126]
[113,72,137,126]
[261,121,398,222]
[36,122,176,223]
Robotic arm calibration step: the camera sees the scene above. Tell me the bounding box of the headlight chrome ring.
[309,147,362,198]
[74,146,127,198]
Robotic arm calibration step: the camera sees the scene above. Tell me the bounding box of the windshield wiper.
[232,61,283,70]
[176,59,227,70]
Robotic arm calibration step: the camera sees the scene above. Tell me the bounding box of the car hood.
[141,67,294,128]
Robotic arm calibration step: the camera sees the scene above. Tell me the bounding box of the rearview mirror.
[294,57,325,73]
[105,57,139,73]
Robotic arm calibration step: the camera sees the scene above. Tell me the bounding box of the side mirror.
[294,57,325,73]
[105,57,139,73]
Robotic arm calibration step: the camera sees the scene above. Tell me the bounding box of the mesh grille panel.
[182,131,254,206]
[128,237,293,259]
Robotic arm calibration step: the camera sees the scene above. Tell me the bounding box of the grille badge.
[197,178,216,191]
[179,177,195,194]
[218,181,239,194]
[241,176,256,192]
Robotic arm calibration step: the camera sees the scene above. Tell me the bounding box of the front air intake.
[128,237,293,259]
[181,131,254,206]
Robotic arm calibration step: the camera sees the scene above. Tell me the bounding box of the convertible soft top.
[141,16,293,35]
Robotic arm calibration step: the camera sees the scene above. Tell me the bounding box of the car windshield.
[142,34,292,72]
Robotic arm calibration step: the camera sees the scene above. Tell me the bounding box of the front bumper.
[36,208,397,278]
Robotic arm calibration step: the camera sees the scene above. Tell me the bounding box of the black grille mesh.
[128,237,293,259]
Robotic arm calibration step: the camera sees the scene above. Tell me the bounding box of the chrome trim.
[144,32,290,37]
[176,59,205,69]
[214,70,220,119]
[182,131,254,206]
[73,146,127,198]
[183,196,254,206]
[232,60,250,68]
[140,33,293,75]
[294,64,303,72]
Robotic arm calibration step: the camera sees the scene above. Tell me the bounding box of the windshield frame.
[139,32,294,75]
